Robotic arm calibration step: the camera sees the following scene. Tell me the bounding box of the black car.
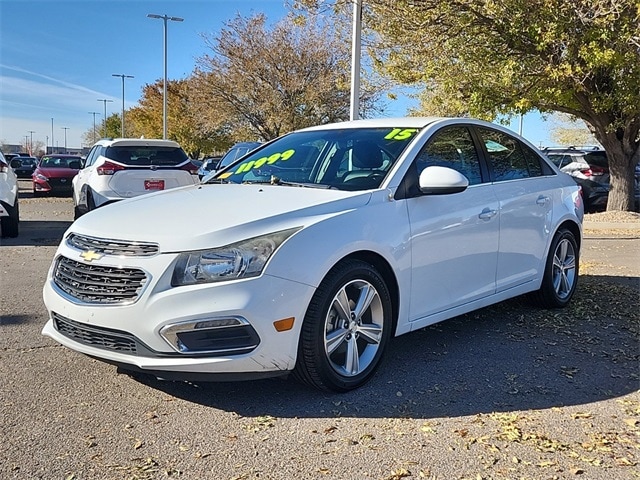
[10,157,39,178]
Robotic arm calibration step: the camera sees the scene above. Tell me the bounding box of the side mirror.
[418,166,469,195]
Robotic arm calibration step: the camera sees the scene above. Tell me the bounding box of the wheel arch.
[555,219,582,252]
[339,250,400,336]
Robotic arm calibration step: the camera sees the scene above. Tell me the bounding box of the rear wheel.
[0,198,19,238]
[533,228,579,308]
[294,259,393,392]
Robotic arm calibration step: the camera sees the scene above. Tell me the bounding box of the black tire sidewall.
[298,259,393,392]
[540,229,579,308]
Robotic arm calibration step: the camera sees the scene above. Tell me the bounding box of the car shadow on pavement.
[127,275,639,419]
[0,220,72,247]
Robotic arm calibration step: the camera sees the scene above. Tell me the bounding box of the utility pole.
[88,112,100,143]
[147,13,184,139]
[28,130,35,155]
[61,127,69,153]
[112,74,134,137]
[97,99,114,137]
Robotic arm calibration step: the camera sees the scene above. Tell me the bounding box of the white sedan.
[42,117,583,392]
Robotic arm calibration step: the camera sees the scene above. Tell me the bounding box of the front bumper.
[42,249,314,377]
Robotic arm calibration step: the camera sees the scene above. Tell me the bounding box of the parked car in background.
[0,151,19,237]
[4,153,23,163]
[197,156,222,180]
[211,141,263,176]
[542,146,609,212]
[10,156,38,178]
[42,117,583,392]
[32,154,82,196]
[72,138,199,219]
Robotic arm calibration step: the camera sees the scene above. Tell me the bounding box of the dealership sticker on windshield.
[384,128,418,140]
[221,149,296,178]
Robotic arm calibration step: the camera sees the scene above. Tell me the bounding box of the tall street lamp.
[51,118,55,153]
[147,13,184,139]
[88,112,100,143]
[112,73,134,137]
[97,99,114,137]
[28,130,35,155]
[350,0,362,121]
[61,127,69,153]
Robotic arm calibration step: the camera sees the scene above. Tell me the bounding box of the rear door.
[475,127,554,292]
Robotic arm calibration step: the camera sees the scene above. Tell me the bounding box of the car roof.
[298,117,445,132]
[542,146,603,154]
[94,138,182,148]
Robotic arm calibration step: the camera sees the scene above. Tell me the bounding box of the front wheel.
[532,228,579,308]
[294,259,393,392]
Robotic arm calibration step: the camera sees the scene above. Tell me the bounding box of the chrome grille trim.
[53,255,148,304]
[53,312,138,354]
[66,233,159,257]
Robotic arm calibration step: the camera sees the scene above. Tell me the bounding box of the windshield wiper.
[269,176,333,189]
[204,177,235,185]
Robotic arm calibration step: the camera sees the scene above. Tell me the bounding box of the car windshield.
[40,156,80,168]
[105,146,188,166]
[213,127,420,191]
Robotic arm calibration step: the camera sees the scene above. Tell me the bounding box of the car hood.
[71,183,371,251]
[37,167,79,177]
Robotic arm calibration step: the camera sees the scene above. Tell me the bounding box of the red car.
[33,154,82,196]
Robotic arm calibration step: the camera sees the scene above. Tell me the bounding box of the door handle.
[478,208,497,220]
[536,195,550,206]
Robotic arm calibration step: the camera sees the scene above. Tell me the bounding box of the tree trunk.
[590,121,639,212]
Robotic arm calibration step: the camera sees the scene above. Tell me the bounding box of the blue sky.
[0,0,554,151]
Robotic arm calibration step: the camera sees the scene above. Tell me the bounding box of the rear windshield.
[105,146,188,166]
[584,152,609,168]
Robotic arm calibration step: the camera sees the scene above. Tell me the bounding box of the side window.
[522,144,543,176]
[477,127,535,181]
[84,146,100,167]
[415,126,483,185]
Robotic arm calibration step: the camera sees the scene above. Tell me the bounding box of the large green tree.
[126,79,231,158]
[192,13,382,141]
[297,0,640,211]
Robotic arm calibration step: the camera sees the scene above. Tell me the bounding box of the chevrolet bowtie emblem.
[80,250,103,262]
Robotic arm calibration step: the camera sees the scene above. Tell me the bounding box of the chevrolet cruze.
[42,118,583,392]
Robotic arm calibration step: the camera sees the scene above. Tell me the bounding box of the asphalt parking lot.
[1,180,639,480]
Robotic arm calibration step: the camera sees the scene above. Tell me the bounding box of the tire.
[0,198,19,238]
[294,259,393,392]
[86,189,96,212]
[532,228,579,308]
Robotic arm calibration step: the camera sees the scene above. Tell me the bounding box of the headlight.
[35,173,48,181]
[171,227,300,286]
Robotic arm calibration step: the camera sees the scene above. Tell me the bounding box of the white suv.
[73,138,199,218]
[0,151,19,237]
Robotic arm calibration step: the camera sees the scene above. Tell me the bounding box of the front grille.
[49,178,74,189]
[66,233,159,257]
[53,312,138,354]
[53,255,148,304]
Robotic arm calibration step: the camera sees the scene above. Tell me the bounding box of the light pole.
[147,13,184,139]
[88,112,100,143]
[112,73,134,137]
[97,99,114,137]
[350,0,362,121]
[51,118,54,153]
[28,130,35,155]
[61,127,69,153]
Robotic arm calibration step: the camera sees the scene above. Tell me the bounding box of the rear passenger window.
[477,127,543,181]
[415,126,483,185]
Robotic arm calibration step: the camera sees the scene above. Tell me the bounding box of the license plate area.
[144,179,165,190]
